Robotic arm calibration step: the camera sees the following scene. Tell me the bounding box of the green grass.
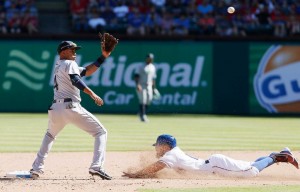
[1,113,300,152]
[140,186,300,192]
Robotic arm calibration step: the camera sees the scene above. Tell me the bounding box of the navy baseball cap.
[152,134,177,148]
[146,53,154,59]
[57,41,81,53]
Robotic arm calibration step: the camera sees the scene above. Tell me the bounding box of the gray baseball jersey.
[53,60,85,102]
[135,63,157,105]
[136,63,156,88]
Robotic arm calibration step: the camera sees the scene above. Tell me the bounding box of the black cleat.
[29,169,43,180]
[89,168,112,180]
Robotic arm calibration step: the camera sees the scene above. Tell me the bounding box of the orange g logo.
[254,45,300,113]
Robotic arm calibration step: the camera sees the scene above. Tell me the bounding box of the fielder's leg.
[31,132,55,179]
[71,104,111,180]
[31,108,65,179]
[137,89,148,122]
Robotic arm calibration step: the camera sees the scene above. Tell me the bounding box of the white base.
[6,171,31,178]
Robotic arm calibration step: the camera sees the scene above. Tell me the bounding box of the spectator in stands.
[255,4,273,35]
[232,13,247,36]
[8,12,21,34]
[128,0,150,15]
[272,8,287,37]
[215,14,234,36]
[144,8,162,35]
[286,14,300,36]
[0,4,7,34]
[197,12,215,35]
[281,1,291,16]
[172,13,190,35]
[256,5,272,26]
[70,0,89,26]
[294,2,300,15]
[151,0,166,11]
[6,1,19,21]
[20,0,38,17]
[4,0,12,10]
[21,9,38,34]
[214,1,228,16]
[113,0,129,22]
[166,0,184,18]
[127,7,145,36]
[100,4,117,29]
[160,11,173,35]
[87,6,106,32]
[197,0,213,15]
[135,0,151,15]
[74,12,89,33]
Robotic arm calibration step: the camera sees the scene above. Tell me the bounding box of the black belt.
[205,160,209,164]
[52,98,72,103]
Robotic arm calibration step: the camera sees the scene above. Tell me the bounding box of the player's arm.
[80,48,112,77]
[69,74,103,106]
[122,161,166,178]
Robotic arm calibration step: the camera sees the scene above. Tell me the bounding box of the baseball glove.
[99,32,118,52]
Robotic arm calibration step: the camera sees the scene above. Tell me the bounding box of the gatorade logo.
[3,50,50,91]
[254,45,300,113]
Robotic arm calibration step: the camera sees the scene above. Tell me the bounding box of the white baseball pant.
[32,100,107,171]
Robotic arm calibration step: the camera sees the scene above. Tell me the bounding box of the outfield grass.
[140,186,300,192]
[0,113,300,152]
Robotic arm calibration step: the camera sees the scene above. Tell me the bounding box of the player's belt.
[52,98,72,103]
[205,160,209,164]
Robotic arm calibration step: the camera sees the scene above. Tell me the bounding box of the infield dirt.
[0,151,299,192]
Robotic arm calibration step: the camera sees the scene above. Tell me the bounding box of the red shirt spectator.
[70,0,89,15]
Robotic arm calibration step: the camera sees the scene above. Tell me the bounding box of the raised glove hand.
[99,32,118,56]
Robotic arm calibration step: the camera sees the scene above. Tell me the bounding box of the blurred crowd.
[69,0,300,37]
[1,0,299,37]
[0,0,38,34]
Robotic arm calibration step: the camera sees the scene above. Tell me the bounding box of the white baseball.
[227,6,235,14]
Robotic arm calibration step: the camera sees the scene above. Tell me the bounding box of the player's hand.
[90,93,104,106]
[136,84,142,92]
[122,172,138,178]
[101,42,111,58]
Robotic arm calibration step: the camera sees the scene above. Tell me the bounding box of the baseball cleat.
[270,147,299,169]
[140,115,149,122]
[29,169,44,180]
[89,168,112,180]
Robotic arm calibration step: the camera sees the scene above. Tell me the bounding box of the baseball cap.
[57,41,81,53]
[152,134,177,148]
[146,53,154,59]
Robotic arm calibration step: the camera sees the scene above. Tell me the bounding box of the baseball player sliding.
[30,33,118,180]
[134,53,157,122]
[122,134,299,178]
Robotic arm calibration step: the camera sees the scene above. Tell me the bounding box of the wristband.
[94,55,106,67]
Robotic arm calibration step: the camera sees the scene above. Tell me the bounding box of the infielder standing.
[30,36,117,180]
[134,53,157,122]
[123,134,299,178]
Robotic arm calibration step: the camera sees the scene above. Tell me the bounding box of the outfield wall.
[0,40,299,115]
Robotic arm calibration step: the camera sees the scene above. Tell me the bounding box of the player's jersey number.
[54,75,58,90]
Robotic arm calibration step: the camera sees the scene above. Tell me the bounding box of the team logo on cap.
[254,45,300,113]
